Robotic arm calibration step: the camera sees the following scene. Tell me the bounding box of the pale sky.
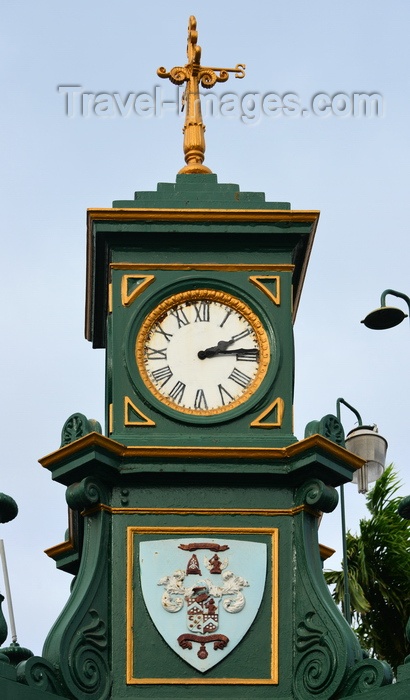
[1,0,410,654]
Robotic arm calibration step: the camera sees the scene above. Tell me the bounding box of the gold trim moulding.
[108,404,113,436]
[319,543,336,561]
[39,432,366,471]
[112,263,295,272]
[44,539,75,559]
[83,504,315,518]
[88,207,320,225]
[126,677,278,686]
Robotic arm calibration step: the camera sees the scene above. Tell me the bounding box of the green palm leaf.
[324,466,410,673]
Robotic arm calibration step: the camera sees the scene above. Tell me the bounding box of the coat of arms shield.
[140,538,267,672]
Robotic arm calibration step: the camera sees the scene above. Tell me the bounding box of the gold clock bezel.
[135,289,271,417]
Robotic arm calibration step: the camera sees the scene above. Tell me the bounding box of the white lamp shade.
[345,425,388,493]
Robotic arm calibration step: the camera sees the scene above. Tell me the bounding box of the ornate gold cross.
[157,16,245,174]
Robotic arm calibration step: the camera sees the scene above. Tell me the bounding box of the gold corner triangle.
[249,276,281,305]
[124,397,156,427]
[250,398,284,429]
[121,275,155,306]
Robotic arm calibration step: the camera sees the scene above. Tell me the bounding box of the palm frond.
[324,465,410,673]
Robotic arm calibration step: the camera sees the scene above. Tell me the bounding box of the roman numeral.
[220,309,233,327]
[194,301,210,322]
[218,384,234,406]
[236,350,259,362]
[145,346,168,361]
[228,367,252,388]
[194,389,208,410]
[170,307,189,328]
[151,365,173,387]
[231,328,252,343]
[153,324,173,342]
[168,380,186,404]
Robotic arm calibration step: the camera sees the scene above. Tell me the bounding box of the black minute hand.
[215,348,259,356]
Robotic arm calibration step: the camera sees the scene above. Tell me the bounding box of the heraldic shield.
[140,538,267,672]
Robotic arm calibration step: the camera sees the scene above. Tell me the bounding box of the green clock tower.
[1,15,409,700]
[90,179,310,448]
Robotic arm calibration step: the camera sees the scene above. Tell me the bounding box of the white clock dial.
[136,289,270,416]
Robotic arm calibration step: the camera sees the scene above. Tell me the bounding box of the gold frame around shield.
[135,289,271,416]
[126,525,279,685]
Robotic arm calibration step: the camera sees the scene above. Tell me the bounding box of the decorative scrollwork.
[339,657,393,696]
[296,479,339,513]
[66,477,108,511]
[199,68,228,88]
[304,414,345,446]
[61,413,102,447]
[320,414,345,445]
[234,63,246,79]
[157,65,188,85]
[294,612,337,697]
[68,609,111,699]
[16,656,66,695]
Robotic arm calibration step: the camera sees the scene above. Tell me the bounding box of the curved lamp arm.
[336,398,362,427]
[380,288,410,310]
[335,398,362,625]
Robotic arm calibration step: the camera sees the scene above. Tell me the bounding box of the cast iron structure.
[1,15,409,700]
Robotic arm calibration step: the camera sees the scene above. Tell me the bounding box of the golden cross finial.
[157,16,245,174]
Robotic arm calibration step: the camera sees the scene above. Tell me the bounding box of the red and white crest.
[186,585,220,634]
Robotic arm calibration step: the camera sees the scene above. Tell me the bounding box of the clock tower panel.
[86,174,319,448]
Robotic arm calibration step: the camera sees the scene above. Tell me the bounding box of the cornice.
[39,431,364,471]
[87,207,320,225]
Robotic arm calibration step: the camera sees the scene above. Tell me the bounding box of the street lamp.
[361,288,410,627]
[305,401,388,623]
[345,425,388,494]
[361,289,410,330]
[337,399,388,495]
[335,399,388,624]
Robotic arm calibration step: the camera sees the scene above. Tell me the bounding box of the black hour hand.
[217,348,259,357]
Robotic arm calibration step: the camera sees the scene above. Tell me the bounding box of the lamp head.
[345,425,388,493]
[361,305,408,330]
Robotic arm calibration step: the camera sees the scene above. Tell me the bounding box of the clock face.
[135,289,270,416]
